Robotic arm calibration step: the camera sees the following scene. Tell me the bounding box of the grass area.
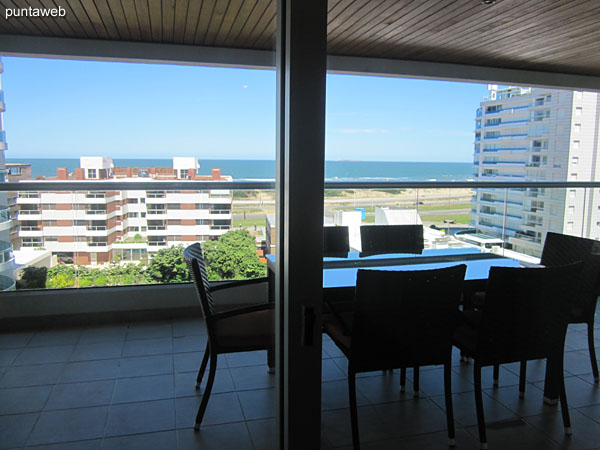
[420,214,471,224]
[363,215,375,223]
[233,218,266,228]
[232,207,275,215]
[417,203,471,212]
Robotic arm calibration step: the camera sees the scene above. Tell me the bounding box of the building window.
[44,237,58,242]
[574,123,581,133]
[42,204,57,210]
[568,206,575,214]
[87,169,97,179]
[168,203,181,210]
[569,190,576,199]
[571,173,578,180]
[573,140,580,150]
[572,157,579,165]
[127,198,138,204]
[567,222,574,231]
[141,226,147,232]
[8,167,22,175]
[575,107,582,116]
[129,226,140,232]
[128,212,139,218]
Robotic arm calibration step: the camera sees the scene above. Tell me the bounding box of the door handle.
[302,305,316,346]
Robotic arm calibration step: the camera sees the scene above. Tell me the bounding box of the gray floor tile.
[122,338,173,358]
[0,363,64,388]
[408,366,473,397]
[174,369,235,397]
[173,352,227,373]
[0,349,21,366]
[453,363,521,389]
[225,351,269,368]
[0,332,33,349]
[504,359,549,383]
[0,413,38,449]
[484,383,557,418]
[230,365,275,391]
[78,325,128,345]
[237,388,275,421]
[578,404,600,424]
[44,380,114,410]
[13,345,74,366]
[374,398,450,437]
[400,428,480,450]
[23,439,101,450]
[430,391,517,428]
[112,374,174,404]
[322,380,369,411]
[59,359,120,383]
[322,405,397,448]
[172,336,207,354]
[175,392,244,428]
[119,354,173,378]
[126,322,172,341]
[105,399,175,437]
[322,358,347,382]
[0,385,53,414]
[246,418,276,450]
[101,430,176,450]
[525,409,600,450]
[355,373,416,405]
[176,422,253,450]
[27,406,108,446]
[69,342,123,362]
[171,318,206,338]
[465,418,561,450]
[28,329,83,348]
[564,350,598,376]
[534,376,600,409]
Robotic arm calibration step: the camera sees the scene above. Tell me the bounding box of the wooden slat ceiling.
[1,0,599,77]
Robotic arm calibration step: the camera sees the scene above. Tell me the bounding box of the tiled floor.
[1,317,599,449]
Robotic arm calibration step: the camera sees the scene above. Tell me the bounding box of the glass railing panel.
[11,188,271,290]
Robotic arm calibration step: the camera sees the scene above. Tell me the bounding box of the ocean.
[6,158,473,182]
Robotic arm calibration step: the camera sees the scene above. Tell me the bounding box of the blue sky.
[2,57,490,162]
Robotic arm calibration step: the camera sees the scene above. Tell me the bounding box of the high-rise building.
[470,86,600,257]
[14,157,233,265]
[0,59,15,290]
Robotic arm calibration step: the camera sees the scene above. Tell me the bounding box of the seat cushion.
[323,320,351,358]
[214,309,274,351]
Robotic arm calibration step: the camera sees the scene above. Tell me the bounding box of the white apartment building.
[470,86,600,257]
[0,60,15,290]
[15,157,232,266]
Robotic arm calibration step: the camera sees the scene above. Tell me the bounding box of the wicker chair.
[183,243,274,430]
[324,265,466,450]
[454,263,581,449]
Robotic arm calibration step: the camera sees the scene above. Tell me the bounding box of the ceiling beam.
[1,34,599,91]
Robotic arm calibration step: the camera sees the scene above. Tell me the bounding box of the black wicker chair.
[454,263,581,449]
[324,265,466,450]
[359,224,424,256]
[324,225,350,257]
[183,243,274,430]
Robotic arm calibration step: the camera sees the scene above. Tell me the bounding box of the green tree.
[17,266,48,289]
[144,246,190,284]
[46,264,76,289]
[202,229,266,281]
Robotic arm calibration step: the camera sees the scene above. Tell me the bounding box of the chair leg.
[493,364,500,388]
[519,360,527,398]
[474,363,487,449]
[194,353,218,430]
[444,362,456,447]
[413,366,420,397]
[348,371,360,450]
[195,342,210,389]
[558,355,572,436]
[400,367,406,392]
[587,322,599,383]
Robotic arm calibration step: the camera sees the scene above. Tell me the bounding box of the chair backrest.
[541,232,600,319]
[360,224,424,256]
[476,263,582,365]
[350,264,466,372]
[324,226,350,257]
[183,243,216,317]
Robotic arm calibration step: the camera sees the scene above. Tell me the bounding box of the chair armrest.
[210,277,268,292]
[211,302,274,321]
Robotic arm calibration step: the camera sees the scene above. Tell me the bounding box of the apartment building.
[470,86,600,256]
[0,60,15,289]
[14,157,232,265]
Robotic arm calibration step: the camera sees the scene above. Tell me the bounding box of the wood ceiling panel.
[79,0,111,39]
[0,0,599,77]
[133,0,152,41]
